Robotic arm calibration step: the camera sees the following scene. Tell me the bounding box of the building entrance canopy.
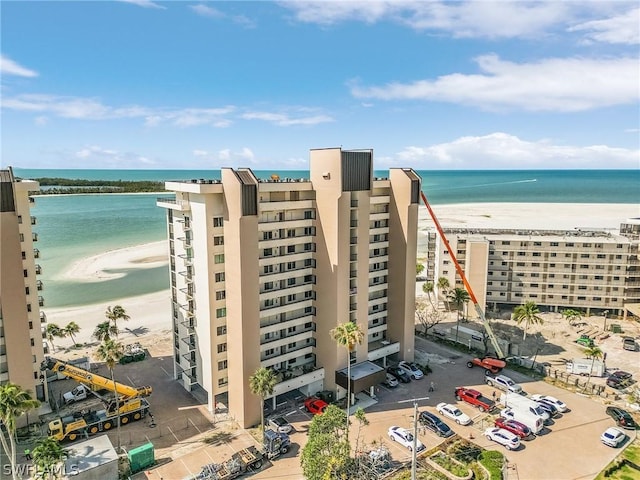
[335,361,386,393]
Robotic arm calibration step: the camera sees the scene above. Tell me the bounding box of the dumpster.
[128,442,154,473]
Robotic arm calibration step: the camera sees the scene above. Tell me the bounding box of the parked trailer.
[566,358,606,377]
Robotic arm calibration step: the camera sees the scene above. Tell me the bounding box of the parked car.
[530,394,568,413]
[576,334,595,347]
[494,417,532,439]
[606,371,633,390]
[601,427,626,447]
[622,336,637,351]
[387,366,411,383]
[534,399,559,418]
[486,374,523,394]
[605,406,637,430]
[398,361,424,380]
[267,416,293,434]
[436,402,471,425]
[388,426,425,452]
[304,397,329,415]
[383,373,399,388]
[484,427,521,450]
[418,411,454,438]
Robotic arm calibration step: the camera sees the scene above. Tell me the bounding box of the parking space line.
[179,458,194,477]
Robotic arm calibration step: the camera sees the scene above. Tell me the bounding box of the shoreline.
[33,191,171,197]
[42,202,639,352]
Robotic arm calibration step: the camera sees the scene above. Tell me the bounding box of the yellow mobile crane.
[41,357,152,442]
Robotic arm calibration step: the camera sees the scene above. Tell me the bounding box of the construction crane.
[420,191,507,372]
[41,357,152,442]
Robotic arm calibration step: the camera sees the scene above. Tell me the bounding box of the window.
[25,287,30,295]
[214,236,224,246]
[265,298,275,307]
[215,272,225,282]
[304,243,313,251]
[28,321,33,330]
[287,278,296,286]
[287,245,296,253]
[217,343,227,353]
[19,233,25,242]
[214,254,225,264]
[550,242,559,247]
[304,227,314,236]
[265,348,274,356]
[287,294,296,302]
[287,229,295,238]
[23,269,28,277]
[216,307,226,318]
[304,290,313,299]
[265,281,274,291]
[216,326,227,335]
[263,231,273,240]
[27,304,32,312]
[580,254,590,258]
[532,252,541,257]
[502,241,511,245]
[566,243,574,247]
[288,326,296,334]
[216,290,226,300]
[213,217,224,227]
[218,360,228,370]
[218,377,228,387]
[550,253,557,257]
[304,210,313,219]
[263,248,273,257]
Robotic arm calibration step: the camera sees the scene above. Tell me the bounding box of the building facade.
[0,167,48,402]
[158,148,420,428]
[430,220,640,318]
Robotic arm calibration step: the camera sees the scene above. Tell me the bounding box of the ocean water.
[18,169,639,308]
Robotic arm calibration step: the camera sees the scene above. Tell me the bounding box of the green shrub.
[478,450,504,480]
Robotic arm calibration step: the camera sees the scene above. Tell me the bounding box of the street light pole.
[603,310,609,332]
[399,396,429,480]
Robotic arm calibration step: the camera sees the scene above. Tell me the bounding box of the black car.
[606,406,637,430]
[535,400,559,418]
[607,371,633,390]
[419,411,454,438]
[387,366,411,383]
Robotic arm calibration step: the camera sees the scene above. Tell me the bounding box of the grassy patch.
[478,450,505,480]
[595,439,640,480]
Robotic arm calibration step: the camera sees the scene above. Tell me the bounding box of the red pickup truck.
[454,387,495,412]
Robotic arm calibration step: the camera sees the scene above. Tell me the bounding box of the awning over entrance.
[335,361,386,393]
[623,303,640,320]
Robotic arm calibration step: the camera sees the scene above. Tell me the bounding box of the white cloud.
[242,111,334,126]
[280,1,639,43]
[34,116,48,126]
[350,55,639,112]
[388,133,639,169]
[190,4,223,18]
[568,7,640,45]
[1,55,38,77]
[74,145,158,167]
[118,0,166,10]
[191,147,256,165]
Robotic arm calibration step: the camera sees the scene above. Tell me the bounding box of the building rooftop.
[64,434,118,474]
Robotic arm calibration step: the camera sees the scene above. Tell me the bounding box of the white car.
[267,416,293,434]
[484,427,521,450]
[436,402,472,425]
[398,361,424,380]
[388,426,425,452]
[601,427,626,448]
[486,374,523,394]
[530,394,568,413]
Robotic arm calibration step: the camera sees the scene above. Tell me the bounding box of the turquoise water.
[20,169,639,308]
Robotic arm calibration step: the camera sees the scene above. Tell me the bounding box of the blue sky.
[2,1,639,170]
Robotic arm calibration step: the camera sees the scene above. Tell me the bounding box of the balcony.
[32,233,38,242]
[36,280,43,291]
[33,248,40,259]
[181,353,197,368]
[30,216,37,225]
[38,296,44,307]
[35,264,42,275]
[157,197,190,211]
[29,196,35,204]
[40,311,47,323]
[272,366,326,397]
[181,336,196,351]
[367,339,400,362]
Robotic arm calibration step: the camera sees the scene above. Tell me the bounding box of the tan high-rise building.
[0,167,48,403]
[158,148,420,428]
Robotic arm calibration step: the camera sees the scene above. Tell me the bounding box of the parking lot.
[134,335,637,480]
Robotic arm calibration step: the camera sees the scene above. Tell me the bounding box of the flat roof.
[337,361,385,381]
[64,434,118,473]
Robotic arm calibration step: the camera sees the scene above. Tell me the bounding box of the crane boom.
[41,357,152,399]
[420,191,506,359]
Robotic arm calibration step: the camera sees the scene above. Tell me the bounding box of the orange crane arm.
[420,191,506,359]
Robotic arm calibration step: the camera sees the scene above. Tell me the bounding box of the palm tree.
[562,309,582,327]
[330,321,364,443]
[105,305,130,337]
[582,346,603,393]
[45,323,63,352]
[93,321,118,343]
[422,281,436,310]
[63,322,80,346]
[248,367,277,441]
[512,301,544,341]
[94,339,125,451]
[32,437,68,480]
[437,277,450,309]
[0,383,40,480]
[448,287,471,343]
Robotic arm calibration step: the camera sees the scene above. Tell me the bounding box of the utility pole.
[398,396,429,480]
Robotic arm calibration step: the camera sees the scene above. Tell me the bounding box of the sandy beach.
[46,202,639,357]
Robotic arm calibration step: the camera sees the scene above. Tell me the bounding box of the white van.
[566,358,606,377]
[500,408,544,435]
[499,393,550,423]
